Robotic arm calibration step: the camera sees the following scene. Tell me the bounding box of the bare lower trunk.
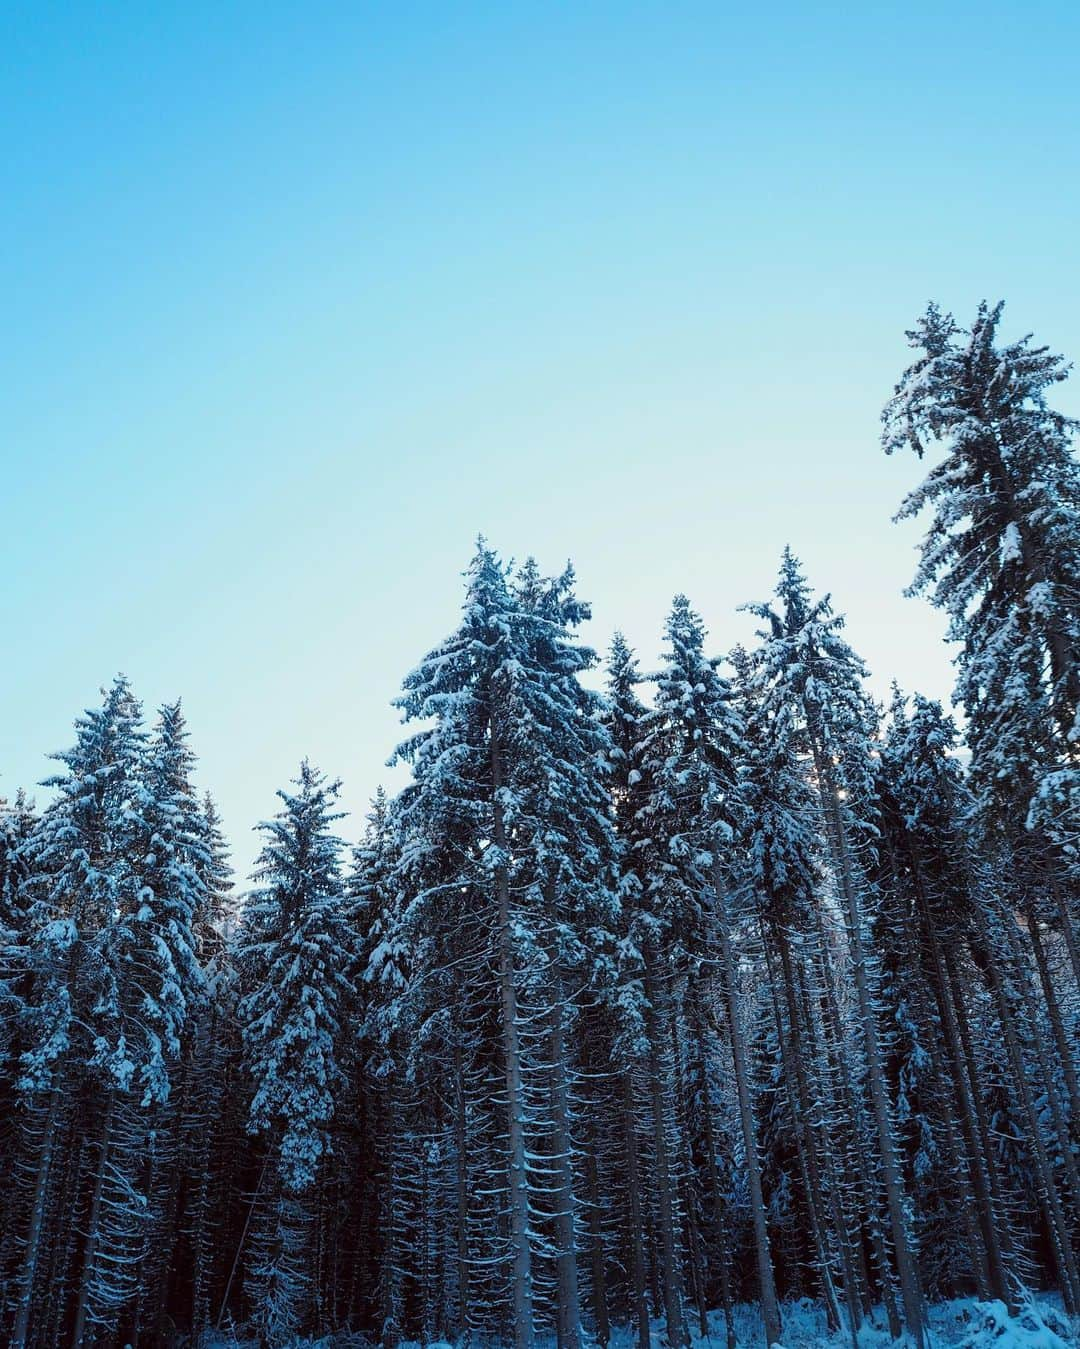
[10,1085,63,1348]
[491,724,534,1349]
[813,898,901,1339]
[765,935,846,1334]
[696,1034,737,1349]
[1028,914,1080,1127]
[453,1040,471,1342]
[72,1092,116,1348]
[998,909,1080,1202]
[914,881,1013,1308]
[621,1070,651,1349]
[712,862,782,1348]
[813,751,926,1349]
[643,950,688,1349]
[585,1147,611,1347]
[548,987,582,1349]
[970,906,1080,1312]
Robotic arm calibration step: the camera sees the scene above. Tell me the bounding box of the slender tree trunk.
[1049,874,1080,994]
[548,979,583,1349]
[712,861,782,1348]
[490,722,534,1349]
[812,905,900,1339]
[72,1091,116,1349]
[621,1070,652,1349]
[942,949,1015,1254]
[905,850,1014,1308]
[382,1091,402,1349]
[585,1147,611,1347]
[968,908,1080,1312]
[1028,914,1080,1126]
[670,1014,709,1341]
[696,1035,737,1349]
[997,908,1080,1201]
[765,933,849,1335]
[453,1039,472,1343]
[10,1084,63,1348]
[812,749,926,1349]
[643,949,688,1349]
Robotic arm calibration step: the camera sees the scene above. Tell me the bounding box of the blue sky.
[3,2,1078,876]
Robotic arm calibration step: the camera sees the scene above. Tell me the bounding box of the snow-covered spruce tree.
[743,553,928,1348]
[348,787,410,1347]
[392,543,620,1349]
[885,692,1080,1309]
[237,761,355,1345]
[636,595,782,1348]
[605,630,696,1349]
[0,791,36,1292]
[882,302,1080,977]
[120,701,213,1343]
[508,556,623,1349]
[874,692,1024,1308]
[597,634,656,1349]
[0,792,34,1110]
[176,792,239,1340]
[8,677,204,1346]
[734,646,865,1340]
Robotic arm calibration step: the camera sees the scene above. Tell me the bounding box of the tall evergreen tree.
[882,301,1080,965]
[237,761,356,1343]
[744,553,928,1348]
[393,544,620,1349]
[637,596,782,1348]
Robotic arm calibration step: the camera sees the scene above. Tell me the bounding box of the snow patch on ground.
[201,1295,1077,1349]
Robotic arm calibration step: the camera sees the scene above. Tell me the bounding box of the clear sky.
[3,2,1079,877]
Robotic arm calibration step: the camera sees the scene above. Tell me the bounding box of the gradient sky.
[3,2,1079,878]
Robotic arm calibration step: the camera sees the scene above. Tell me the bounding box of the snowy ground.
[203,1295,1077,1349]
[667,1295,1080,1349]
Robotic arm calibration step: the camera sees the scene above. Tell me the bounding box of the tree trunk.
[548,983,583,1349]
[453,1039,472,1343]
[765,933,849,1335]
[968,906,1080,1312]
[1028,914,1080,1127]
[997,909,1080,1201]
[585,1148,611,1347]
[696,1033,737,1349]
[643,949,688,1349]
[812,749,926,1349]
[490,722,534,1349]
[712,861,782,1348]
[72,1091,116,1348]
[10,1084,63,1348]
[621,1070,652,1349]
[914,886,1014,1308]
[812,904,900,1339]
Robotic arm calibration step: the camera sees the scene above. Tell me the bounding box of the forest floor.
[657,1294,1077,1349]
[206,1293,1076,1348]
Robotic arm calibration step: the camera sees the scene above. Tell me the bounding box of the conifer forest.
[3,302,1080,1348]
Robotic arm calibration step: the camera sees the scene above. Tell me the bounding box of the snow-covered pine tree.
[237,760,355,1343]
[393,543,620,1349]
[119,701,211,1342]
[637,595,782,1348]
[597,633,654,1349]
[8,677,181,1346]
[177,792,239,1340]
[882,302,1080,980]
[743,553,927,1348]
[0,790,36,1294]
[348,787,410,1346]
[874,692,1021,1308]
[734,645,864,1340]
[0,792,34,1103]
